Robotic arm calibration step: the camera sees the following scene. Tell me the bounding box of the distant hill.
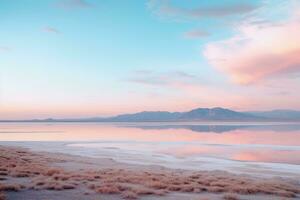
[2,107,300,122]
[102,107,259,122]
[105,111,182,122]
[246,110,300,121]
[179,107,255,121]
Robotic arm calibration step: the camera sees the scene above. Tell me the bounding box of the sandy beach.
[0,145,300,200]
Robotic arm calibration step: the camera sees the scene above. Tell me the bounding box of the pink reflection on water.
[159,145,232,158]
[0,123,300,146]
[159,144,300,164]
[232,150,300,165]
[1,123,300,165]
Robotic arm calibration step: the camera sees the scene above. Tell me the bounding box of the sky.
[1,0,300,119]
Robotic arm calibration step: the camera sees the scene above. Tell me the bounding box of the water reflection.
[0,122,300,165]
[121,123,300,133]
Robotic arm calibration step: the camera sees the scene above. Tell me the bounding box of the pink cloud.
[204,11,300,84]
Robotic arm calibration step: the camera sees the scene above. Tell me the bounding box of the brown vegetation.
[0,145,300,199]
[121,191,138,199]
[0,183,23,192]
[0,192,5,200]
[223,193,240,200]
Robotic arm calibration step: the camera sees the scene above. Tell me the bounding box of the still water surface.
[1,122,300,176]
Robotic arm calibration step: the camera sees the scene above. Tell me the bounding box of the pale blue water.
[1,122,300,177]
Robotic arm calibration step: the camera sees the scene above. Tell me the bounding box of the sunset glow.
[1,0,300,119]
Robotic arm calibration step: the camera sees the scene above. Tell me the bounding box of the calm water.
[1,122,300,176]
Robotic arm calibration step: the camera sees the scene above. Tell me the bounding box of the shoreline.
[1,145,300,200]
[3,141,300,179]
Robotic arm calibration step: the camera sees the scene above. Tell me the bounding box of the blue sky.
[1,0,300,119]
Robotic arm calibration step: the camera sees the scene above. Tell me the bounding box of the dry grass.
[121,191,138,199]
[0,192,5,200]
[223,193,240,200]
[95,184,122,194]
[0,183,23,192]
[82,168,300,199]
[1,146,300,200]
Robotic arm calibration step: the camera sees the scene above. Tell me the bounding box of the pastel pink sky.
[1,0,300,119]
[204,8,300,84]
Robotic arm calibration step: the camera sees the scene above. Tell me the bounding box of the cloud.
[148,0,259,20]
[128,70,202,91]
[129,70,198,84]
[172,71,197,78]
[57,0,92,10]
[184,29,210,39]
[43,27,61,34]
[129,76,165,86]
[133,70,154,75]
[203,9,300,84]
[0,46,11,52]
[127,70,275,111]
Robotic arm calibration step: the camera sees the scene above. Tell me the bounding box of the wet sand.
[0,145,300,200]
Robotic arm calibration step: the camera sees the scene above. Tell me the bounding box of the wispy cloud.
[43,26,61,34]
[128,70,204,93]
[147,0,260,52]
[56,0,92,10]
[0,46,11,52]
[133,70,154,75]
[184,29,210,39]
[148,0,259,20]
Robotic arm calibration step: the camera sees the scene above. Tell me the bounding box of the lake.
[1,122,300,177]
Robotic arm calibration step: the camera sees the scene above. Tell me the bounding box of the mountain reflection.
[122,124,300,133]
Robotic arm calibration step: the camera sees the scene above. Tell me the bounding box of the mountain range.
[2,107,300,122]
